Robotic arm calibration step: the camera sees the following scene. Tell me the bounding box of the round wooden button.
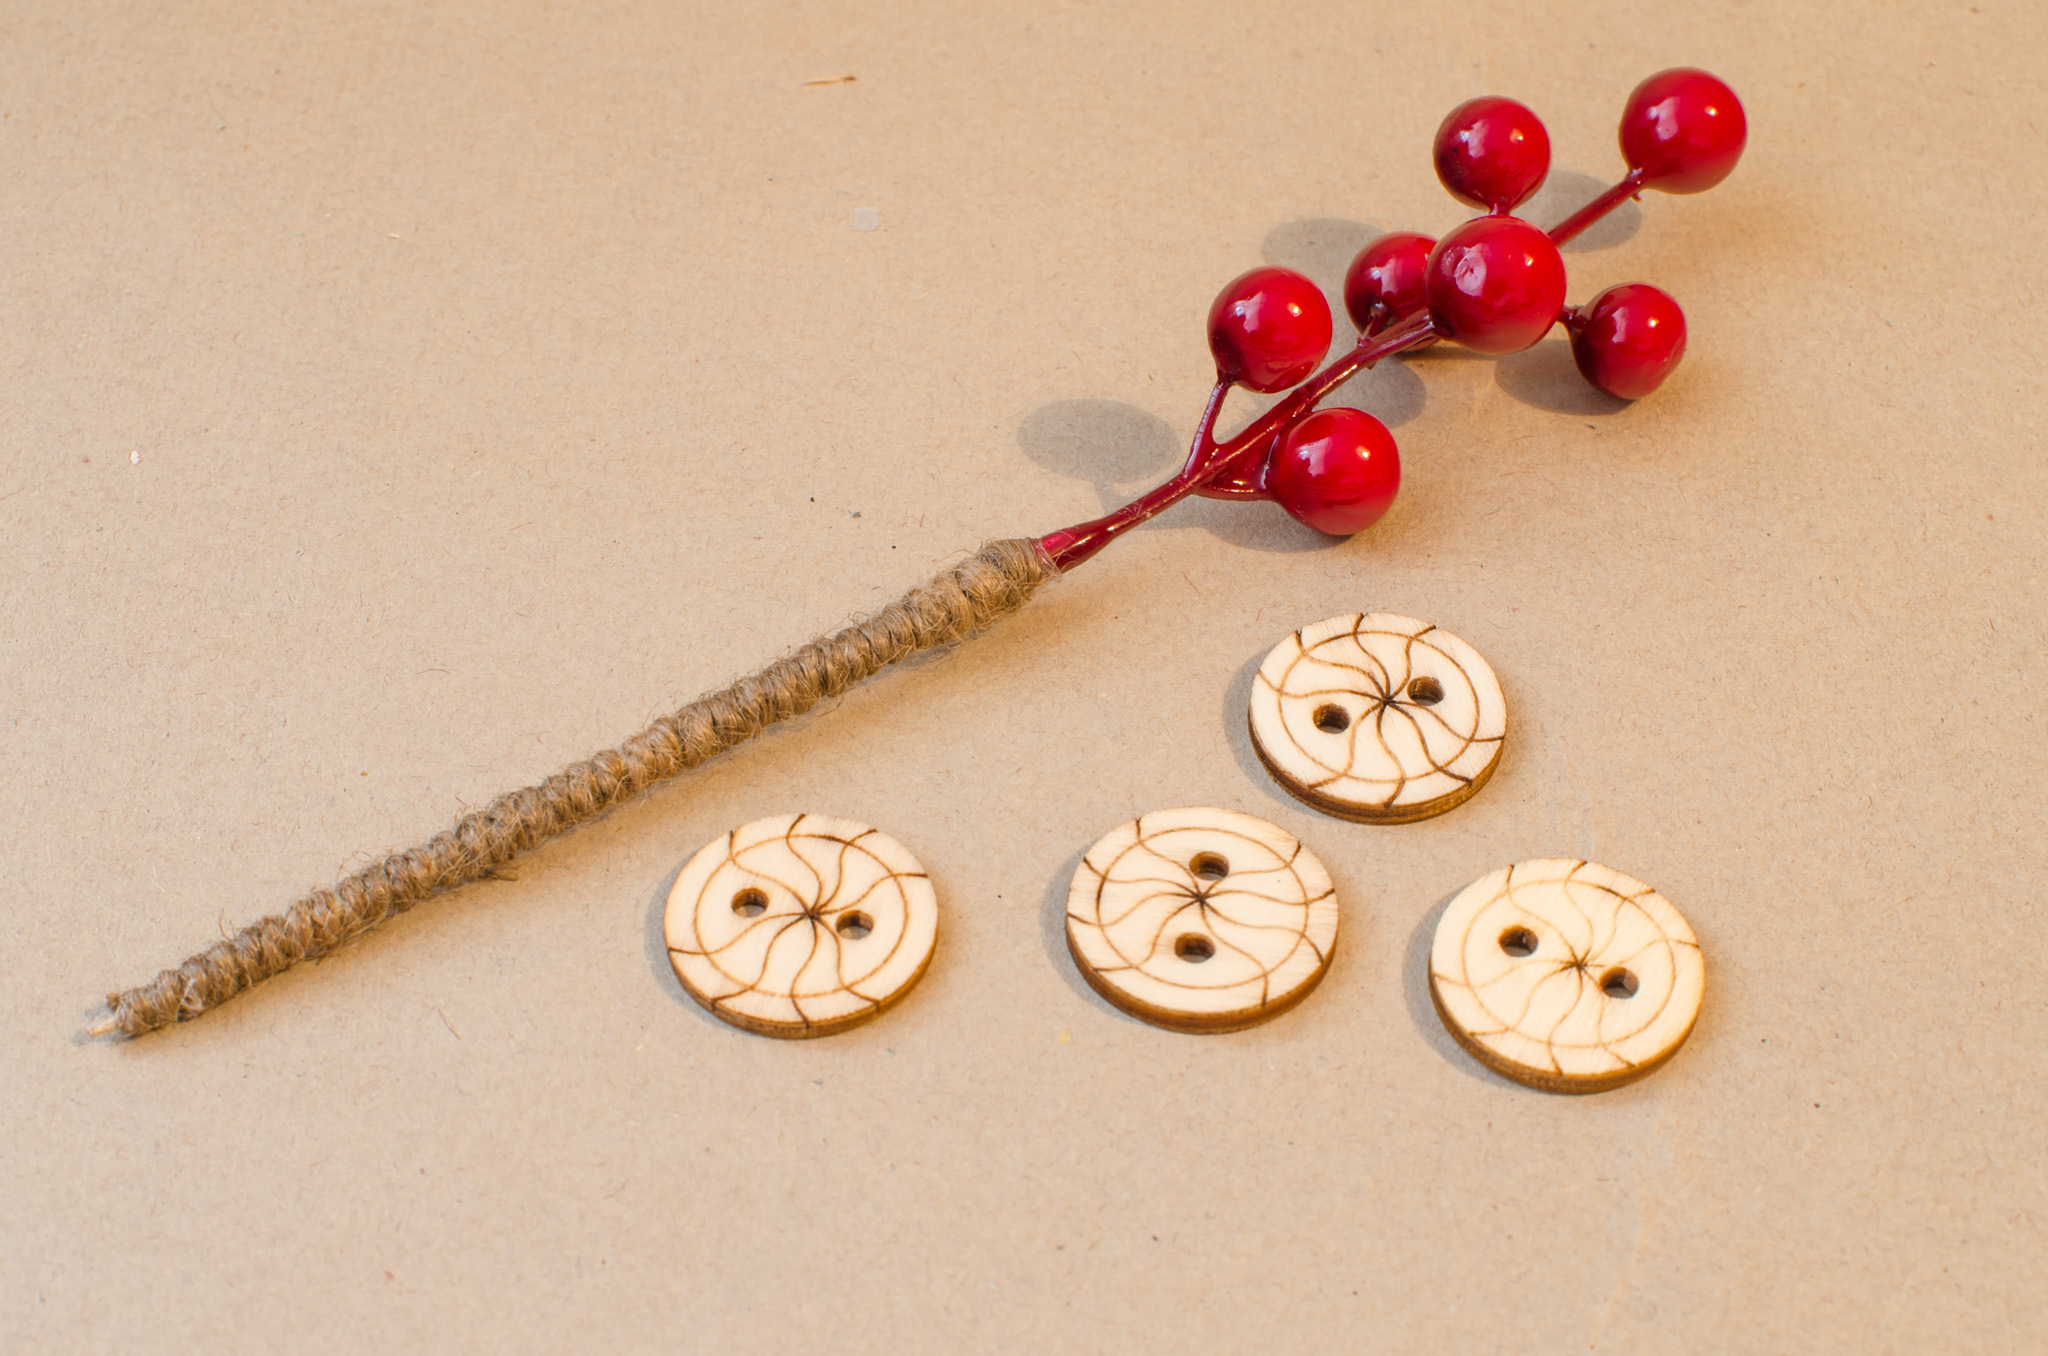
[1429,859,1704,1092]
[1065,807,1339,1033]
[664,813,937,1038]
[1248,612,1506,824]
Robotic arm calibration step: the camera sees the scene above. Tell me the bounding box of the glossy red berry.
[1568,284,1687,399]
[1620,68,1747,194]
[1433,96,1552,213]
[1267,408,1400,536]
[1423,215,1566,354]
[1342,231,1436,334]
[1207,267,1333,393]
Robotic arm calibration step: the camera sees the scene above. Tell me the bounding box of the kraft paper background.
[4,1,2043,1350]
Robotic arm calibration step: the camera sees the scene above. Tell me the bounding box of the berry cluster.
[1037,68,1746,571]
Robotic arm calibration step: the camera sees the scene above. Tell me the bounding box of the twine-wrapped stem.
[93,539,1057,1038]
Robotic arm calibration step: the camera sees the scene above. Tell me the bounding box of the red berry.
[1267,408,1400,536]
[1342,231,1436,334]
[1423,215,1566,354]
[1207,267,1333,393]
[1568,284,1687,399]
[1620,68,1747,194]
[1433,96,1551,213]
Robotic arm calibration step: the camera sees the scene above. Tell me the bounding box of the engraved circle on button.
[1428,859,1704,1093]
[1065,807,1338,1033]
[664,813,937,1038]
[1249,612,1506,823]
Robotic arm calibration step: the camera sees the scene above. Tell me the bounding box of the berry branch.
[1035,67,1747,574]
[88,69,1748,1038]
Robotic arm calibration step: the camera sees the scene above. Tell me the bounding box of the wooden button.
[664,813,937,1038]
[1429,859,1704,1092]
[1248,612,1506,823]
[1065,807,1338,1033]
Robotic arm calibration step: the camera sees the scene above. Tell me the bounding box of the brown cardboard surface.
[4,1,2045,1349]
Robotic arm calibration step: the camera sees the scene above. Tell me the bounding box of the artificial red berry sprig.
[1035,67,1747,572]
[92,69,1747,1038]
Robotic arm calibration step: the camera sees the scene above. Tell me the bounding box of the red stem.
[1548,169,1643,246]
[1177,379,1232,480]
[1036,312,1435,572]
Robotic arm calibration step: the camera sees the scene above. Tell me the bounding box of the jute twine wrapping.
[93,539,1056,1038]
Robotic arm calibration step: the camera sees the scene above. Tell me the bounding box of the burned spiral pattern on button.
[1429,859,1704,1092]
[664,813,937,1038]
[1066,807,1338,1033]
[1249,612,1505,823]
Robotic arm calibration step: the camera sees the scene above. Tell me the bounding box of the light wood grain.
[1429,860,1704,1093]
[1248,613,1507,824]
[664,813,938,1038]
[1065,807,1339,1033]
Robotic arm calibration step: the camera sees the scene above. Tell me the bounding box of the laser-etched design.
[1429,859,1704,1092]
[1249,612,1506,823]
[664,813,937,1038]
[1065,807,1338,1033]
